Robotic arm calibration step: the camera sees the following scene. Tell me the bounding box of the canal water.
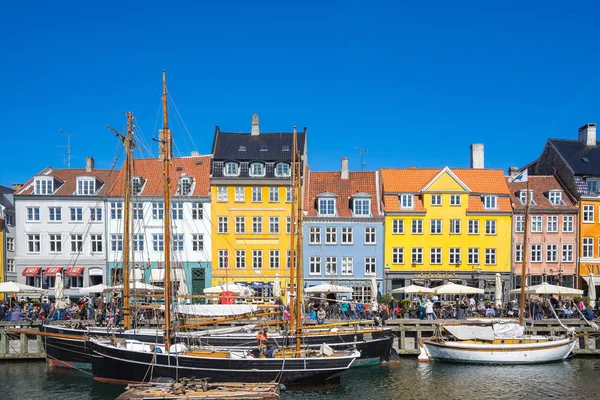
[1,358,597,400]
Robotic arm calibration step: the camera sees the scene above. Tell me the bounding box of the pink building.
[507,175,578,288]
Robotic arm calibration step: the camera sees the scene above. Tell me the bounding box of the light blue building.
[302,159,384,303]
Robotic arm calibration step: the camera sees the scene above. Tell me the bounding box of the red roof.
[17,167,117,196]
[305,170,382,217]
[107,155,211,197]
[506,175,578,212]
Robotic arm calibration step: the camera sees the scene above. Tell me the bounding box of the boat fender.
[418,345,430,363]
[320,343,334,356]
[278,383,287,392]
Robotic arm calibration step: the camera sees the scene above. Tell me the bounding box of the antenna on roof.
[58,129,77,168]
[354,146,368,171]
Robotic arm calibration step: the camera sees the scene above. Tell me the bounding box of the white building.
[1,185,17,282]
[105,155,213,295]
[14,158,113,298]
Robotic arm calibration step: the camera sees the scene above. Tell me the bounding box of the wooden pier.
[0,322,45,360]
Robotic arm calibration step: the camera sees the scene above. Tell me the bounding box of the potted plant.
[401,299,411,318]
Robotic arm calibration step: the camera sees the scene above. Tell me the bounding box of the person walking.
[425,298,435,320]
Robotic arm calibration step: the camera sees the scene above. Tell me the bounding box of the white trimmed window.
[172,234,184,251]
[269,216,279,234]
[353,199,371,216]
[325,257,337,275]
[309,256,321,275]
[151,234,162,251]
[6,237,14,251]
[27,207,40,221]
[152,203,164,220]
[562,244,573,262]
[252,187,262,202]
[430,219,442,234]
[70,207,83,221]
[111,202,122,219]
[412,219,423,234]
[583,237,594,258]
[365,257,376,276]
[234,186,245,202]
[515,215,524,233]
[309,227,321,244]
[400,194,414,209]
[179,176,192,195]
[48,207,61,221]
[218,250,228,268]
[252,216,263,234]
[27,234,41,253]
[449,248,461,264]
[34,177,53,194]
[548,191,565,206]
[171,202,183,219]
[518,190,535,205]
[270,250,280,269]
[546,244,558,262]
[468,248,479,264]
[392,219,404,234]
[286,187,292,203]
[286,217,291,234]
[7,259,15,273]
[235,216,246,234]
[112,234,124,251]
[342,257,353,275]
[133,202,143,220]
[431,194,442,206]
[132,176,143,195]
[133,234,144,251]
[325,227,337,244]
[252,250,263,269]
[192,234,204,252]
[468,220,479,234]
[583,205,594,223]
[341,227,353,244]
[90,207,102,221]
[587,179,600,193]
[411,248,423,264]
[451,219,461,234]
[249,162,265,177]
[392,248,404,264]
[547,216,558,233]
[275,162,291,177]
[484,195,498,210]
[224,162,240,177]
[364,227,376,244]
[318,198,336,216]
[430,248,442,264]
[531,216,543,233]
[269,187,279,202]
[217,186,228,202]
[218,216,228,233]
[485,220,496,235]
[450,195,461,206]
[530,245,542,263]
[191,202,203,219]
[515,245,523,263]
[485,248,497,265]
[76,177,96,195]
[91,234,103,253]
[236,250,246,269]
[562,216,574,232]
[49,234,62,253]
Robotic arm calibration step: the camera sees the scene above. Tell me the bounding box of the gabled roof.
[420,166,472,192]
[380,168,510,195]
[506,175,578,212]
[211,127,306,162]
[16,167,116,196]
[306,170,382,218]
[548,138,600,176]
[107,155,211,197]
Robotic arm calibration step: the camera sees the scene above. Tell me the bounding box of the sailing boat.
[89,71,359,384]
[418,172,577,364]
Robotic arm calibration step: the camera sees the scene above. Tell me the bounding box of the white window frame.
[309,256,321,275]
[218,216,229,234]
[192,234,204,252]
[249,162,266,177]
[252,187,262,202]
[27,207,40,221]
[172,234,184,252]
[450,195,461,206]
[365,257,376,276]
[152,234,163,252]
[318,198,336,216]
[269,187,279,203]
[234,186,245,202]
[236,250,246,269]
[325,227,337,244]
[111,202,122,219]
[218,250,229,268]
[583,237,594,258]
[342,257,353,275]
[112,234,124,252]
[485,248,497,265]
[430,194,442,206]
[547,216,558,233]
[91,234,103,253]
[325,257,337,275]
[270,250,280,269]
[341,227,353,244]
[171,202,183,220]
[364,227,376,244]
[217,186,228,202]
[70,207,83,221]
[412,219,423,234]
[252,250,263,269]
[275,162,291,177]
[252,216,263,234]
[392,219,404,234]
[515,215,524,233]
[309,227,321,244]
[430,248,442,264]
[484,195,498,210]
[235,216,246,234]
[76,177,96,195]
[468,248,479,264]
[34,177,53,194]
[562,244,573,262]
[191,202,203,219]
[485,220,496,235]
[468,219,479,235]
[392,247,404,264]
[152,202,164,220]
[583,205,594,223]
[531,216,543,233]
[48,207,61,221]
[27,234,41,253]
[546,244,558,263]
[224,162,240,177]
[133,234,144,252]
[515,245,523,263]
[179,176,192,195]
[400,194,414,209]
[353,198,371,216]
[49,234,62,253]
[269,216,279,234]
[449,247,461,264]
[90,207,102,221]
[562,215,574,232]
[548,191,565,206]
[411,248,423,264]
[430,219,442,235]
[530,244,542,263]
[451,219,461,234]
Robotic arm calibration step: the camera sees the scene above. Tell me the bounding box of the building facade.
[507,175,578,288]
[14,158,112,298]
[0,185,17,286]
[106,155,212,297]
[303,159,384,303]
[210,115,307,298]
[527,123,600,289]
[381,164,513,300]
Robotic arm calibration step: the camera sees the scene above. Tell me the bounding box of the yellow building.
[209,115,307,298]
[381,167,512,298]
[0,217,4,299]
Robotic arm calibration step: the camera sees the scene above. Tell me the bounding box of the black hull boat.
[41,324,393,369]
[90,340,359,384]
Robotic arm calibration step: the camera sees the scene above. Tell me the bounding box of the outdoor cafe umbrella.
[107,282,165,293]
[79,284,111,294]
[203,283,245,295]
[495,273,503,308]
[0,281,46,294]
[54,273,69,309]
[391,284,434,294]
[510,282,583,296]
[273,274,281,298]
[304,283,353,294]
[434,282,484,295]
[588,273,597,309]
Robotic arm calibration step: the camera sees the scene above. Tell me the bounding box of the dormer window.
[224,162,240,177]
[34,177,53,195]
[400,194,414,209]
[260,145,268,152]
[131,176,143,195]
[275,163,291,177]
[587,178,600,194]
[353,198,371,217]
[179,176,192,195]
[282,145,290,151]
[238,145,247,152]
[318,198,336,216]
[518,190,535,206]
[484,195,498,210]
[548,190,566,206]
[77,177,96,195]
[249,162,265,177]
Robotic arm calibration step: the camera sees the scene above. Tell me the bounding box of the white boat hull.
[420,337,576,364]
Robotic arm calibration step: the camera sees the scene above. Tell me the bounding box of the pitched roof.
[549,138,600,175]
[107,155,211,197]
[380,168,510,195]
[305,171,382,217]
[16,167,117,196]
[506,175,578,212]
[212,128,307,161]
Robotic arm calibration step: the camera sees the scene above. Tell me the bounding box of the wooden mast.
[108,112,136,330]
[294,131,303,355]
[162,70,173,351]
[288,127,298,336]
[519,179,531,326]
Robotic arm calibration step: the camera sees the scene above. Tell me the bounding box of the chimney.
[578,123,597,147]
[86,156,94,172]
[508,166,520,177]
[251,114,260,136]
[12,183,23,191]
[341,157,349,180]
[470,144,484,169]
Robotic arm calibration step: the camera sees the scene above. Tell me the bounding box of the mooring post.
[20,332,28,354]
[0,330,8,355]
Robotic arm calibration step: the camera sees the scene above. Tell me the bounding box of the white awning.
[443,325,495,341]
[131,268,144,281]
[150,268,186,282]
[583,276,599,285]
[172,304,258,317]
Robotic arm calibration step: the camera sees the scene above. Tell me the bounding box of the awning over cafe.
[66,266,84,277]
[22,267,41,277]
[150,268,186,282]
[44,267,63,276]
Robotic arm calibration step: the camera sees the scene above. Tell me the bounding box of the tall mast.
[108,112,136,330]
[294,137,303,355]
[162,70,173,351]
[288,127,298,336]
[519,179,530,326]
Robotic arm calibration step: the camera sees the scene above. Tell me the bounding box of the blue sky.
[2,1,600,186]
